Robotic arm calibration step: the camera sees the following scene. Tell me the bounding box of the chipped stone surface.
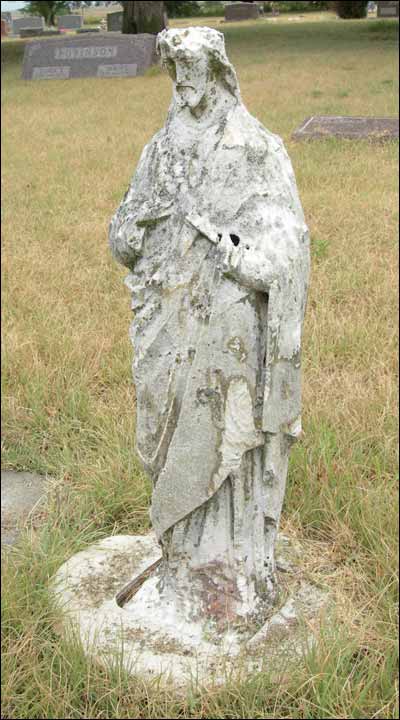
[109,26,310,627]
[1,470,46,546]
[247,583,327,649]
[52,532,329,685]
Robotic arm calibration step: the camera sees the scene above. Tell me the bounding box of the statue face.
[166,51,210,111]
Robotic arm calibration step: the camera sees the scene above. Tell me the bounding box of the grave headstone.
[293,115,399,141]
[57,14,84,30]
[12,16,45,35]
[22,33,158,80]
[224,1,261,21]
[377,1,399,16]
[107,10,123,32]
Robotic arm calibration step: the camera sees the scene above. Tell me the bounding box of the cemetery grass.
[1,14,399,720]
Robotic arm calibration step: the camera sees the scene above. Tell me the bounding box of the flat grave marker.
[293,115,399,142]
[57,14,84,30]
[22,33,158,81]
[1,471,46,547]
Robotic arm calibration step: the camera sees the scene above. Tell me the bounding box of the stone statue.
[109,27,310,630]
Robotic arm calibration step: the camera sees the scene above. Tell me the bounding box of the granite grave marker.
[377,1,399,17]
[22,33,158,81]
[225,1,261,21]
[12,16,45,35]
[293,115,399,141]
[57,14,84,30]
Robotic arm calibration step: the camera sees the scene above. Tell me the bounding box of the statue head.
[156,27,240,114]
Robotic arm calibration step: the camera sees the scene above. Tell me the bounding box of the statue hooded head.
[156,27,240,114]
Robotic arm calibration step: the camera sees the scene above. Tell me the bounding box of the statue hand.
[185,212,220,244]
[217,233,276,292]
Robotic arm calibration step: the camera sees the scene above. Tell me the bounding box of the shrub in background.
[271,1,330,13]
[332,1,369,18]
[311,1,330,8]
[201,3,227,16]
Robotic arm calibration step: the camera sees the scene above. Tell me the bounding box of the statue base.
[51,533,329,686]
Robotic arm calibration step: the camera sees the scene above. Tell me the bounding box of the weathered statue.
[110,26,310,628]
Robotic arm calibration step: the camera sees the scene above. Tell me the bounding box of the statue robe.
[110,100,310,603]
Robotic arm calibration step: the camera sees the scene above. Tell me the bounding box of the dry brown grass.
[1,14,399,720]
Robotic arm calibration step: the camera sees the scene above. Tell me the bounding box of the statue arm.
[187,204,306,294]
[109,136,172,270]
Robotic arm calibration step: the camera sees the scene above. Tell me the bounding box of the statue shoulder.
[136,127,166,170]
[221,104,284,155]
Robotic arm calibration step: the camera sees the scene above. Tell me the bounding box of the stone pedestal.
[51,533,329,685]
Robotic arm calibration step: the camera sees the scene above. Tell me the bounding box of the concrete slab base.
[51,532,330,686]
[1,470,46,546]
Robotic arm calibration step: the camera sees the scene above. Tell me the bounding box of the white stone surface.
[52,533,328,685]
[109,26,310,625]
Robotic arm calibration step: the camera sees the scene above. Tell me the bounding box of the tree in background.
[120,1,167,34]
[164,1,201,18]
[21,1,71,26]
[331,1,369,17]
[264,1,330,11]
